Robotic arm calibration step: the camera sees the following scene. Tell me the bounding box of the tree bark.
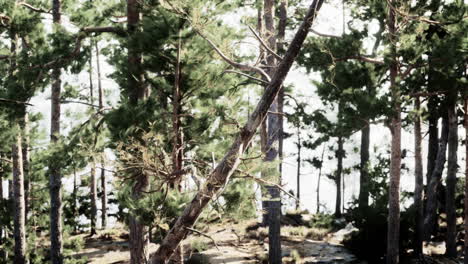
[426,57,439,187]
[150,1,325,262]
[445,90,458,258]
[463,97,468,264]
[335,136,343,217]
[424,116,449,240]
[358,125,370,210]
[386,1,401,263]
[277,0,287,182]
[127,0,150,262]
[413,97,424,256]
[13,127,27,264]
[50,0,63,262]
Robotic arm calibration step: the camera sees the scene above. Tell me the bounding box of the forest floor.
[70,217,360,264]
[70,218,463,264]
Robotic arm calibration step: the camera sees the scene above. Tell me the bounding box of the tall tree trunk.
[22,113,30,225]
[424,116,449,240]
[426,58,439,187]
[89,48,97,236]
[413,97,424,256]
[50,0,63,263]
[150,2,325,262]
[127,0,150,262]
[316,145,325,214]
[358,125,370,210]
[463,97,468,264]
[95,41,107,230]
[263,0,281,262]
[445,90,458,258]
[386,1,401,263]
[72,164,78,234]
[296,126,301,210]
[90,162,97,235]
[277,0,287,182]
[13,127,27,264]
[0,161,4,261]
[335,137,343,217]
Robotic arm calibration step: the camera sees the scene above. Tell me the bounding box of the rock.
[328,223,358,244]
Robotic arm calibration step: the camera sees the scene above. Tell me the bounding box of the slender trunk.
[277,0,287,182]
[296,127,301,210]
[335,137,343,217]
[463,97,468,264]
[0,162,4,261]
[358,125,370,210]
[386,1,401,263]
[150,2,325,262]
[172,29,183,192]
[72,164,78,234]
[424,116,449,240]
[89,47,98,236]
[50,0,63,263]
[127,0,150,262]
[90,162,97,235]
[263,1,281,262]
[426,58,439,187]
[94,41,107,229]
[100,161,107,229]
[316,145,326,214]
[22,113,30,225]
[13,127,27,264]
[413,97,424,255]
[445,90,458,258]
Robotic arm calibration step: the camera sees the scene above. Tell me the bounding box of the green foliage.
[309,213,334,229]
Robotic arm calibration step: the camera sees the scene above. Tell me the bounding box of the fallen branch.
[150,0,325,262]
[185,227,220,251]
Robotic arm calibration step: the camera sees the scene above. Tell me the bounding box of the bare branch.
[335,55,385,65]
[18,2,51,14]
[310,28,341,38]
[248,25,282,61]
[195,29,271,82]
[82,26,126,36]
[0,55,9,60]
[0,98,33,106]
[223,70,269,85]
[386,0,441,25]
[185,227,220,251]
[60,100,100,108]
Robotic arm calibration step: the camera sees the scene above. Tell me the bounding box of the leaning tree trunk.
[424,115,449,240]
[12,127,26,264]
[127,0,150,263]
[386,1,401,263]
[413,97,424,256]
[463,97,468,264]
[150,1,325,262]
[445,90,458,258]
[50,0,63,263]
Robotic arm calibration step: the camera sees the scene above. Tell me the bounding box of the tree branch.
[223,70,269,85]
[0,98,33,106]
[310,28,341,38]
[195,29,271,82]
[248,25,282,61]
[18,2,51,14]
[0,55,9,60]
[60,100,100,108]
[335,55,385,65]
